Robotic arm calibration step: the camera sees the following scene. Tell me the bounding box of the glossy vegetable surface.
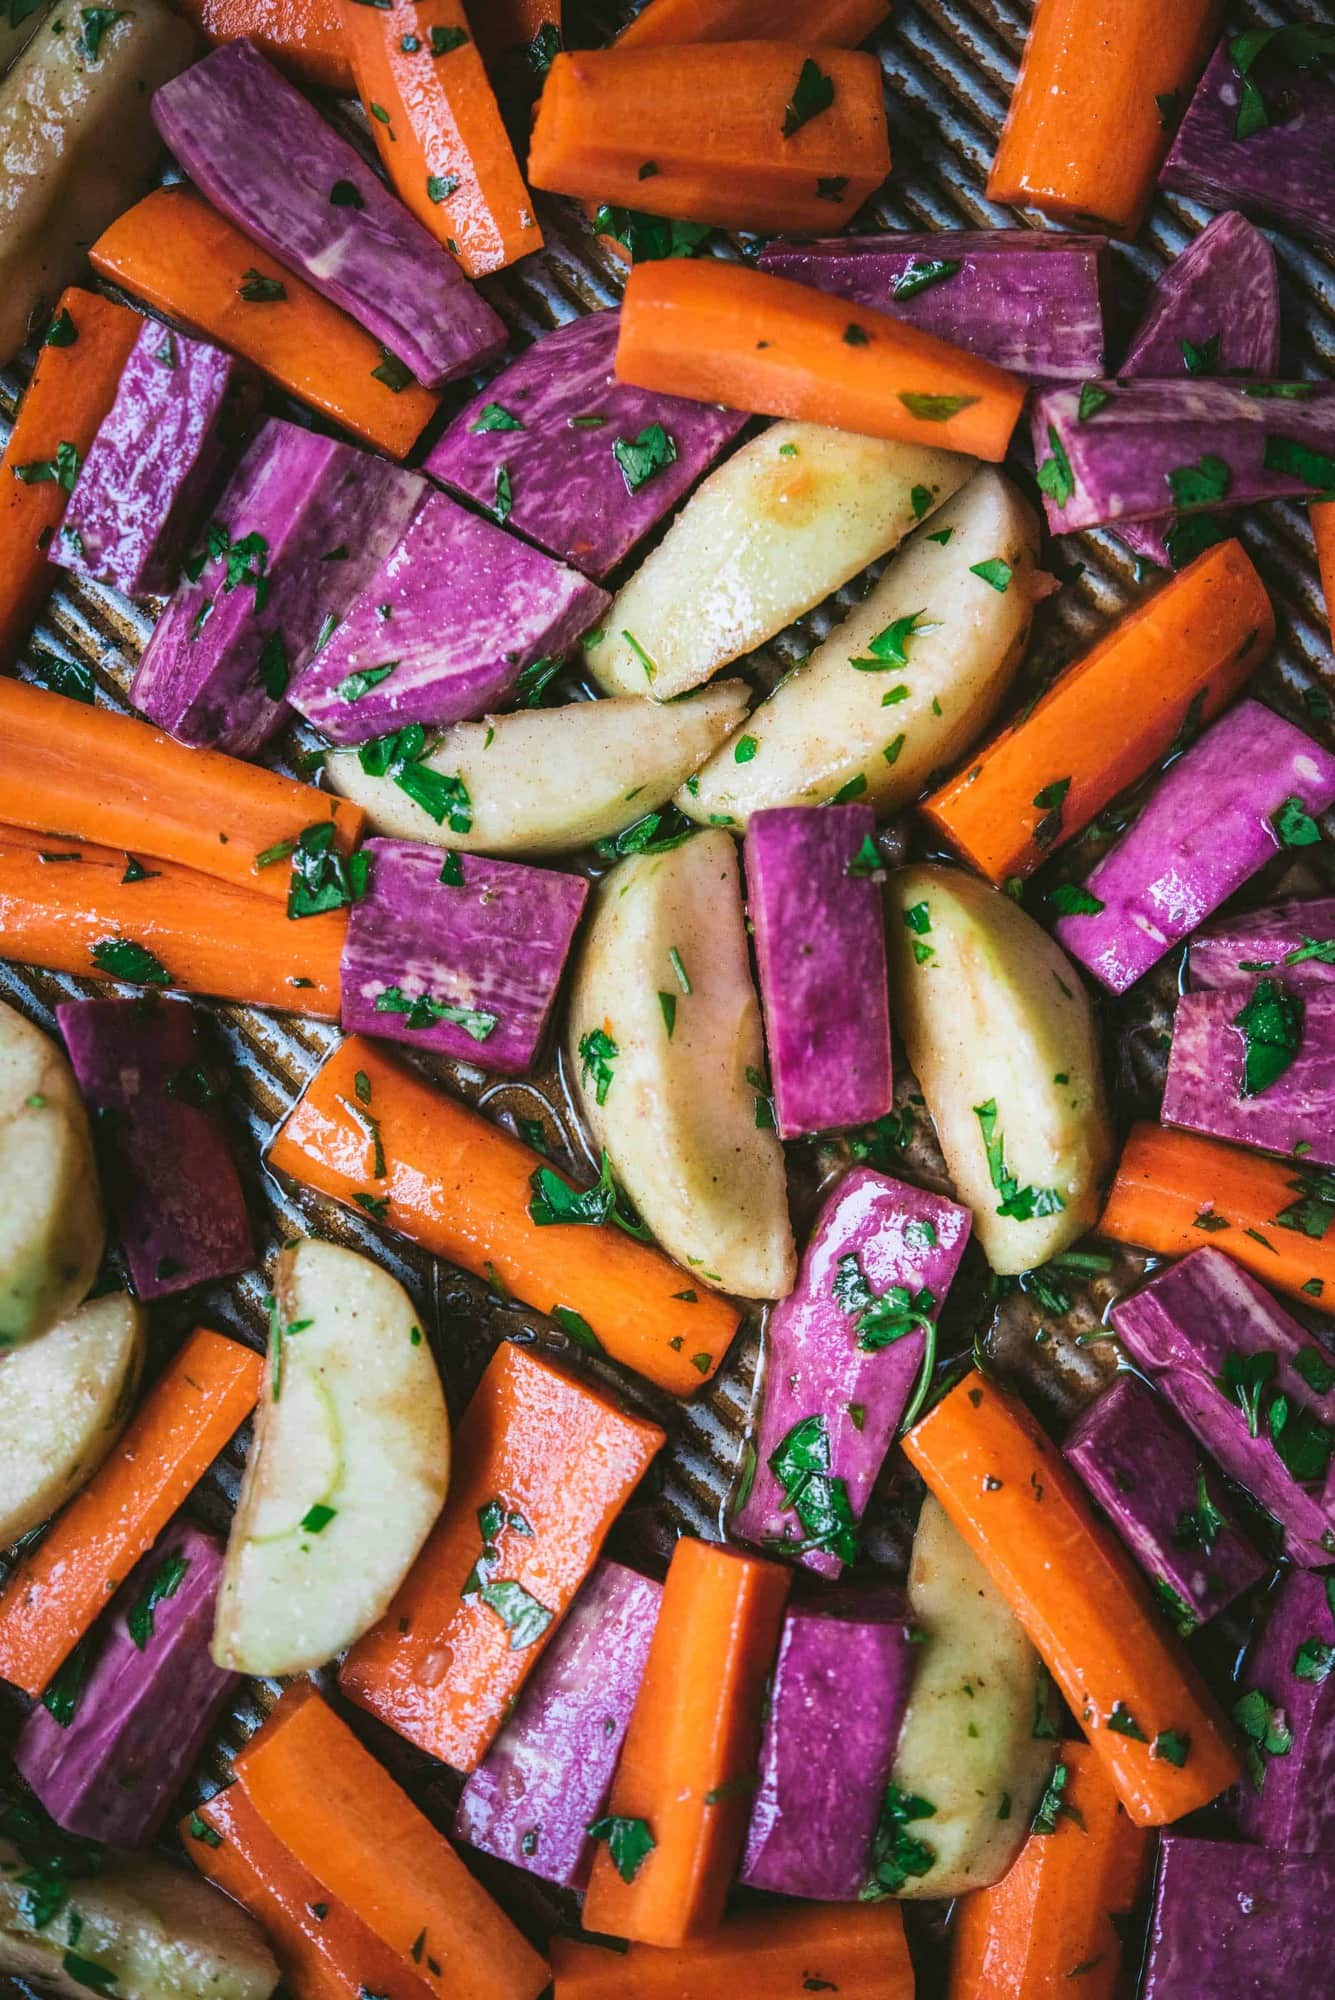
[1164,987,1335,1168]
[1231,1567,1335,1853]
[549,1901,912,1998]
[0,1293,144,1547]
[0,996,103,1346]
[613,0,889,43]
[1189,896,1335,993]
[1142,1839,1335,1999]
[173,0,352,88]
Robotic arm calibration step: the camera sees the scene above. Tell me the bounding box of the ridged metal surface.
[1,1,1334,1993]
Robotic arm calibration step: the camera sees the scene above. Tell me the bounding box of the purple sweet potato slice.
[1055,700,1335,995]
[452,1559,661,1889]
[1190,897,1335,994]
[740,1588,917,1901]
[424,310,747,581]
[14,1521,238,1847]
[1110,1246,1335,1567]
[1164,987,1335,1168]
[152,39,506,388]
[1143,1838,1335,1999]
[733,1166,971,1579]
[758,229,1109,381]
[1230,1568,1335,1853]
[340,838,588,1076]
[52,319,259,598]
[1063,1373,1267,1634]
[56,995,253,1302]
[744,804,892,1141]
[287,491,609,744]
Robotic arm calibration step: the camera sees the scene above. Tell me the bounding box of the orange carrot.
[183,1787,432,2000]
[172,0,353,89]
[1312,503,1335,655]
[0,823,345,1018]
[947,1742,1152,2000]
[921,539,1271,885]
[470,0,560,65]
[615,0,890,47]
[0,677,363,905]
[552,1901,912,1998]
[1100,1123,1335,1315]
[268,1037,741,1395]
[341,1341,663,1771]
[614,258,1026,462]
[0,1329,260,1697]
[0,289,142,666]
[902,1372,1241,1827]
[233,1682,550,2000]
[987,0,1222,236]
[530,43,890,235]
[339,0,541,278]
[90,189,439,460]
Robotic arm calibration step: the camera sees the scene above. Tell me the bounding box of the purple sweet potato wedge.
[1142,1838,1335,1999]
[1191,897,1335,994]
[1231,1568,1335,1853]
[1164,986,1335,1168]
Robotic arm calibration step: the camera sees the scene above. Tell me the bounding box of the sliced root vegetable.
[614,260,1025,460]
[214,1239,449,1676]
[1231,1568,1335,1852]
[581,1537,791,1947]
[887,1495,1058,1898]
[903,1371,1244,1826]
[91,188,441,459]
[470,0,561,75]
[948,1741,1152,2000]
[885,864,1113,1274]
[326,683,750,855]
[529,43,889,236]
[0,0,197,369]
[1314,506,1335,655]
[682,467,1038,826]
[550,1901,912,1998]
[986,0,1220,234]
[173,0,352,90]
[0,1327,261,1697]
[268,1036,740,1396]
[921,538,1271,886]
[1190,895,1335,993]
[232,1682,550,2000]
[1164,986,1335,1168]
[0,998,103,1347]
[614,0,890,46]
[1142,1839,1335,1999]
[588,422,972,701]
[566,830,796,1300]
[0,1292,144,1547]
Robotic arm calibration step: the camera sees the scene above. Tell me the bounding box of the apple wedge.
[0,998,104,1348]
[566,830,796,1300]
[213,1238,449,1674]
[885,865,1112,1274]
[680,468,1040,827]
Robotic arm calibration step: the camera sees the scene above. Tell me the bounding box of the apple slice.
[0,998,104,1347]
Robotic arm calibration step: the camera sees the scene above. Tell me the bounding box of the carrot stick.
[552,1901,912,1998]
[90,189,439,460]
[470,1,559,64]
[0,1329,260,1698]
[615,0,890,47]
[529,43,891,236]
[340,1341,663,1771]
[902,1372,1241,1827]
[1100,1123,1335,1316]
[0,678,363,905]
[183,1786,432,2000]
[947,1742,1152,2000]
[614,258,1025,462]
[268,1037,741,1395]
[921,539,1271,885]
[581,1537,791,1947]
[338,0,541,278]
[0,823,345,1018]
[0,288,142,667]
[172,0,353,90]
[1312,502,1335,655]
[987,0,1222,236]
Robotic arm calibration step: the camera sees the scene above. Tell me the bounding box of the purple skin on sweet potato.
[740,1589,917,1901]
[1164,987,1335,1168]
[425,311,748,581]
[1110,1246,1335,1568]
[57,995,253,1301]
[1190,897,1335,994]
[52,320,259,599]
[1115,211,1280,570]
[733,1167,971,1580]
[152,40,505,388]
[1063,1374,1268,1633]
[1143,1838,1335,1998]
[14,1521,238,1847]
[1230,1568,1335,1853]
[1055,700,1335,995]
[745,804,892,1141]
[132,418,425,756]
[758,229,1109,382]
[1162,40,1335,257]
[341,839,589,1076]
[453,1560,661,1889]
[287,491,609,744]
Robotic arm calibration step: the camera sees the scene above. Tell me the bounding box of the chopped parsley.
[586,1816,655,1882]
[126,1552,190,1649]
[374,986,497,1042]
[593,206,711,262]
[1031,1761,1083,1835]
[287,821,369,920]
[1036,425,1075,507]
[974,1099,1065,1222]
[79,7,124,61]
[470,402,523,433]
[1181,333,1221,377]
[1232,978,1303,1098]
[1271,795,1322,849]
[850,609,936,671]
[1032,776,1072,851]
[1077,383,1111,421]
[970,557,1012,592]
[1232,1687,1294,1790]
[430,23,468,54]
[358,726,471,830]
[861,1785,936,1899]
[1229,24,1335,140]
[892,259,960,300]
[14,440,81,491]
[768,1414,859,1565]
[782,57,835,137]
[1173,1465,1225,1556]
[237,269,286,302]
[1167,454,1232,511]
[480,1578,553,1650]
[90,937,172,986]
[612,422,676,494]
[578,1027,618,1105]
[1049,883,1104,916]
